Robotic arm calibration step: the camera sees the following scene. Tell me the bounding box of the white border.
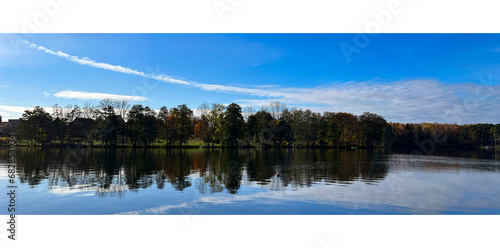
[0,0,499,33]
[0,215,498,248]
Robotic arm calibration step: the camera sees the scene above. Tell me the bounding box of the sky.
[0,33,499,124]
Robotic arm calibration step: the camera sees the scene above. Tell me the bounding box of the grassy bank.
[2,138,498,150]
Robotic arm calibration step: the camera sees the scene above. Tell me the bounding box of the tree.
[207,103,225,146]
[97,101,120,146]
[242,105,255,121]
[63,104,81,122]
[194,115,211,145]
[274,117,293,146]
[17,106,54,146]
[51,104,67,144]
[115,100,130,146]
[382,124,394,147]
[127,105,159,147]
[303,109,321,146]
[198,103,210,117]
[101,114,120,147]
[221,103,245,147]
[12,101,500,149]
[403,123,414,148]
[157,106,170,146]
[253,110,274,146]
[323,112,341,146]
[246,114,258,145]
[71,117,95,145]
[359,112,388,147]
[115,100,131,121]
[141,106,158,147]
[491,124,500,146]
[171,104,193,146]
[269,101,287,119]
[287,109,321,147]
[469,124,493,146]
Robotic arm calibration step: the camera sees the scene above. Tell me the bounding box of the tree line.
[7,99,500,148]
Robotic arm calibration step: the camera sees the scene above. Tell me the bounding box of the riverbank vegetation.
[2,100,499,148]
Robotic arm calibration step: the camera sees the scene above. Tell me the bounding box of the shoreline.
[0,143,496,150]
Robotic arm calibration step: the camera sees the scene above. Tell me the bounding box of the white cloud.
[233,99,287,108]
[0,105,54,119]
[236,80,500,124]
[254,84,280,88]
[22,39,500,124]
[53,90,149,101]
[0,104,30,114]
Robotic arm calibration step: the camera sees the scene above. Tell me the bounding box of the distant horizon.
[1,33,499,124]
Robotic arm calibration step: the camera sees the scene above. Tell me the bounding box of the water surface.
[1,147,499,214]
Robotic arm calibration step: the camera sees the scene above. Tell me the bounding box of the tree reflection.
[4,147,497,198]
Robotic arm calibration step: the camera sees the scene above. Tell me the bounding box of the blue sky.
[0,33,499,124]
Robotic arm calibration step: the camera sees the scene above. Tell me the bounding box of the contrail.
[22,39,290,98]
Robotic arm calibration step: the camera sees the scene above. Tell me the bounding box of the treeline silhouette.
[5,99,500,148]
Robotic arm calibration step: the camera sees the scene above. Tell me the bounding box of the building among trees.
[0,115,19,136]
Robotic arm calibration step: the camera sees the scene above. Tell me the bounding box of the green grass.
[185,139,218,147]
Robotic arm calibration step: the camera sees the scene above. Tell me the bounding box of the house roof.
[0,122,11,128]
[72,117,94,122]
[8,119,19,127]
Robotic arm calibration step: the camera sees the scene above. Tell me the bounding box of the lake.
[1,147,499,214]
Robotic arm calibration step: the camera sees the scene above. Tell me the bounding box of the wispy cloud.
[53,90,149,101]
[21,40,293,97]
[21,39,500,124]
[23,40,191,86]
[24,41,147,78]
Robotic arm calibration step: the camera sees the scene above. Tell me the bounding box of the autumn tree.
[194,115,211,145]
[207,103,225,146]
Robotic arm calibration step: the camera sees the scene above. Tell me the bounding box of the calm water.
[1,147,499,214]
